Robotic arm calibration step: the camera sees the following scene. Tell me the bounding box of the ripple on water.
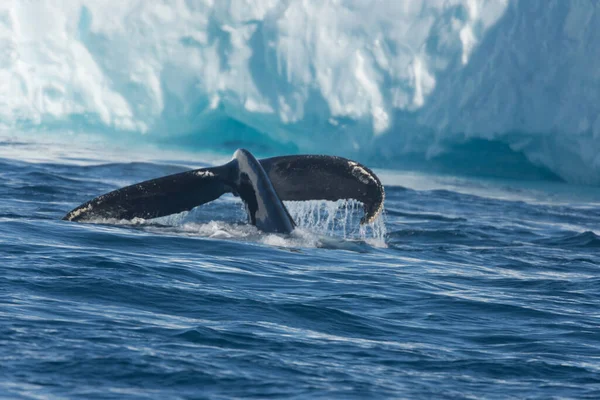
[1,155,600,399]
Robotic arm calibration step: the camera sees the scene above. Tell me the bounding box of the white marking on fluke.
[195,170,215,178]
[67,203,93,220]
[347,161,385,224]
[347,161,375,184]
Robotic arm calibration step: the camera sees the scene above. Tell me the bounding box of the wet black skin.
[63,149,384,234]
[229,149,295,233]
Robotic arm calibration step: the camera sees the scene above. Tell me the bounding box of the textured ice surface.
[0,1,599,184]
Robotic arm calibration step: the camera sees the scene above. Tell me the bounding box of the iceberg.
[0,0,598,184]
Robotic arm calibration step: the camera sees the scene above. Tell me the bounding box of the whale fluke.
[260,155,384,224]
[63,149,384,233]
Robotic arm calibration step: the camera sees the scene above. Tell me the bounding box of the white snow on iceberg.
[0,0,599,184]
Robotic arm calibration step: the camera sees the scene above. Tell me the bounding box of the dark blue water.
[2,141,600,399]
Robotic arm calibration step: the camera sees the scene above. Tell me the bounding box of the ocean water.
[1,138,600,399]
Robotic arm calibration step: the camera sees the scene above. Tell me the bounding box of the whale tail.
[63,149,384,233]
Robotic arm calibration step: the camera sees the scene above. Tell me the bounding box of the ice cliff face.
[422,0,600,184]
[0,0,598,184]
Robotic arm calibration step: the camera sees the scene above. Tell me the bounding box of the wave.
[535,231,600,249]
[1,1,599,184]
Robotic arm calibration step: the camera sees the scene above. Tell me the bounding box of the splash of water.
[285,200,387,246]
[82,198,387,247]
